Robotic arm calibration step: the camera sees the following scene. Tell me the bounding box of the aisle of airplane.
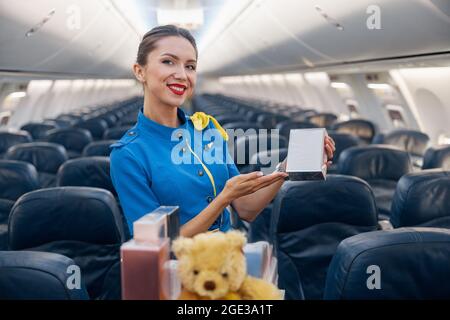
[0,0,449,301]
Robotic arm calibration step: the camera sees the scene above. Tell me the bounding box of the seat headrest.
[214,115,244,125]
[103,126,132,140]
[82,140,115,157]
[328,132,362,161]
[0,130,32,154]
[9,187,125,250]
[390,169,450,228]
[76,119,108,139]
[305,113,337,127]
[422,145,450,170]
[249,148,288,168]
[338,145,412,181]
[381,129,430,156]
[276,121,319,139]
[5,142,68,174]
[324,227,450,299]
[46,128,93,152]
[20,123,57,140]
[99,114,117,127]
[222,122,264,132]
[233,134,287,168]
[0,160,39,201]
[0,250,89,300]
[57,157,115,196]
[272,175,378,232]
[331,119,376,143]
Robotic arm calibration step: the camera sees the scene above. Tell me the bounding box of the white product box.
[286,128,328,180]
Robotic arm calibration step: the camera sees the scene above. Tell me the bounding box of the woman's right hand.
[219,171,288,204]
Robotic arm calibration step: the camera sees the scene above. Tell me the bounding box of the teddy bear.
[172,230,282,300]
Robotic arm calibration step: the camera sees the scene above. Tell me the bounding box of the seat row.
[269,171,450,299]
[1,171,448,299]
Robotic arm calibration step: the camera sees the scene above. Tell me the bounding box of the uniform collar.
[137,107,189,141]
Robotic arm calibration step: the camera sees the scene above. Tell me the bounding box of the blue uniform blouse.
[110,107,240,235]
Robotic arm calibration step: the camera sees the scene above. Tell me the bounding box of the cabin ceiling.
[0,0,449,78]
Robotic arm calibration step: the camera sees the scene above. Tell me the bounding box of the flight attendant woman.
[110,25,335,238]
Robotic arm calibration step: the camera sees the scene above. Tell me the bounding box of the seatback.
[76,118,108,140]
[375,129,430,157]
[214,115,244,126]
[305,113,337,128]
[222,122,264,132]
[0,130,32,156]
[0,160,40,249]
[82,140,115,157]
[0,250,89,300]
[246,148,288,174]
[338,145,412,218]
[328,132,362,165]
[390,170,450,228]
[232,133,287,171]
[276,121,318,141]
[271,175,378,299]
[102,126,132,140]
[331,119,377,144]
[5,142,68,188]
[46,128,93,157]
[422,145,450,170]
[57,157,116,196]
[21,123,58,140]
[0,160,39,202]
[8,187,126,299]
[338,145,412,181]
[324,228,450,299]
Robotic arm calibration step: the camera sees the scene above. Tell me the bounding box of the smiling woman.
[109,24,328,238]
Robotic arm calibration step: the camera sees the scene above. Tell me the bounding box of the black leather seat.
[5,142,68,188]
[0,160,40,250]
[20,123,58,140]
[214,115,245,126]
[45,128,93,159]
[390,169,450,228]
[82,140,116,157]
[233,134,287,172]
[76,118,108,140]
[373,129,430,167]
[98,114,118,128]
[0,130,32,158]
[276,121,318,141]
[422,145,450,170]
[256,114,278,129]
[338,145,412,219]
[8,187,126,299]
[331,119,377,144]
[0,250,89,299]
[222,122,264,132]
[270,175,378,299]
[102,126,132,140]
[327,132,362,173]
[57,157,116,196]
[324,228,450,299]
[245,148,288,173]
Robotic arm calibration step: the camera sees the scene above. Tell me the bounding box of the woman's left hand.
[324,134,336,168]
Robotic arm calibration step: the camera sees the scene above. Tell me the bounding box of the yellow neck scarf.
[189,112,229,141]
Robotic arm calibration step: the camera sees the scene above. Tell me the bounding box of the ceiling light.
[367,83,392,90]
[157,8,204,30]
[8,91,27,99]
[331,82,349,89]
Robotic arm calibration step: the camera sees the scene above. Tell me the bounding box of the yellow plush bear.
[172,230,282,300]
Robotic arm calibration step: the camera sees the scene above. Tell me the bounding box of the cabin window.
[385,104,406,128]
